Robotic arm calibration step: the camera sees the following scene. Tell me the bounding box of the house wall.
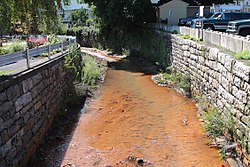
[187,6,211,17]
[159,0,188,25]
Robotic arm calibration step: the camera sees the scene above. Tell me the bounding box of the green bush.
[64,46,101,86]
[64,43,82,80]
[0,47,9,55]
[82,56,101,86]
[10,40,26,52]
[0,40,26,55]
[47,35,61,45]
[203,107,236,140]
[203,107,224,139]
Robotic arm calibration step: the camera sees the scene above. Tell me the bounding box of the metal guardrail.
[0,36,76,68]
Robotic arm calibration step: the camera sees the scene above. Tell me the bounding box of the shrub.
[47,35,60,45]
[203,107,224,139]
[203,107,236,140]
[0,47,9,55]
[82,56,101,86]
[0,40,26,55]
[10,40,26,52]
[27,36,47,49]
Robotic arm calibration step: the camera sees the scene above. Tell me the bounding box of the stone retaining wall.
[159,32,250,166]
[0,53,75,166]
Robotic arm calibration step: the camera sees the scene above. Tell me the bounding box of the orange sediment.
[61,59,228,167]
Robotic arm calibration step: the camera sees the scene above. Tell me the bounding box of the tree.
[158,0,234,6]
[70,8,88,26]
[81,0,156,53]
[0,0,71,34]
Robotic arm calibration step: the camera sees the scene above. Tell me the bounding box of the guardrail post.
[61,42,63,54]
[26,48,31,69]
[48,44,51,60]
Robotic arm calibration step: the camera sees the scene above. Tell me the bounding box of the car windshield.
[211,13,221,18]
[204,13,214,18]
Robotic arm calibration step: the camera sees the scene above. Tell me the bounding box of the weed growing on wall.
[203,108,225,139]
[181,34,202,42]
[234,50,250,60]
[199,97,236,141]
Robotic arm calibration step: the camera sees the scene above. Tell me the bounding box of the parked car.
[179,12,214,27]
[189,12,221,28]
[227,19,250,36]
[196,12,250,31]
[178,12,199,26]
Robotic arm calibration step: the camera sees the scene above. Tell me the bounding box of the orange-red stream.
[57,59,227,167]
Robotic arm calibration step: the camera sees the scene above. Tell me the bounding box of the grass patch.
[0,70,11,76]
[234,50,250,60]
[181,34,202,42]
[155,71,191,92]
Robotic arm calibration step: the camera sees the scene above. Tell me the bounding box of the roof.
[62,0,89,11]
[157,0,201,6]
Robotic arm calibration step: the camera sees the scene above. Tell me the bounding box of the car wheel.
[204,25,214,30]
[239,29,250,36]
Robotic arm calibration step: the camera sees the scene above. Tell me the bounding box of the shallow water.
[33,58,227,167]
[60,59,226,167]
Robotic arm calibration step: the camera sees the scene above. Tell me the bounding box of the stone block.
[0,139,11,159]
[6,147,16,162]
[0,101,14,117]
[14,92,32,112]
[0,92,7,104]
[241,116,249,126]
[30,87,38,99]
[34,101,42,112]
[224,55,236,72]
[21,131,33,145]
[0,130,9,144]
[22,78,33,94]
[0,158,6,167]
[32,73,43,86]
[6,85,21,101]
[233,61,250,82]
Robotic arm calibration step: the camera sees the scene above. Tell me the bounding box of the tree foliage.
[80,0,156,53]
[70,8,88,26]
[158,0,234,6]
[0,0,71,34]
